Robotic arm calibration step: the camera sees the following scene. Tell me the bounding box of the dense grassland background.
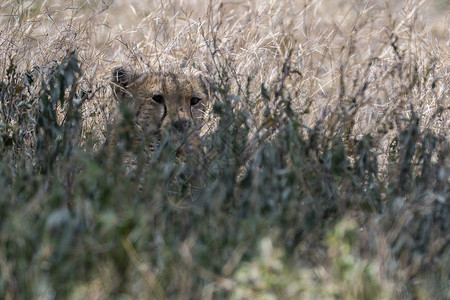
[0,0,449,299]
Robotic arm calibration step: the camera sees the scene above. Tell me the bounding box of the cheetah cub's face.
[111,67,209,150]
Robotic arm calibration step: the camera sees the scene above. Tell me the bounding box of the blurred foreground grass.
[0,0,448,299]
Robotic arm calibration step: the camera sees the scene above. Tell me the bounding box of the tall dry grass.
[0,0,448,299]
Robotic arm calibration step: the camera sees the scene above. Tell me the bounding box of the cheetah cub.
[110,67,209,155]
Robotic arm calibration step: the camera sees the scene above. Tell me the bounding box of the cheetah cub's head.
[111,67,209,151]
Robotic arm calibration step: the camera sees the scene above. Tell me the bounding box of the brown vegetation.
[0,0,448,299]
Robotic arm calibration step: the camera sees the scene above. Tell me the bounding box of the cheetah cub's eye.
[152,94,164,104]
[190,97,201,107]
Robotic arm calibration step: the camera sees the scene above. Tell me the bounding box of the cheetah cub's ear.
[111,67,138,99]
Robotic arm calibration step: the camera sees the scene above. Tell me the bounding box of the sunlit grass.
[0,0,448,299]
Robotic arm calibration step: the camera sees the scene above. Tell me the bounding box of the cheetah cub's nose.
[172,119,192,133]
